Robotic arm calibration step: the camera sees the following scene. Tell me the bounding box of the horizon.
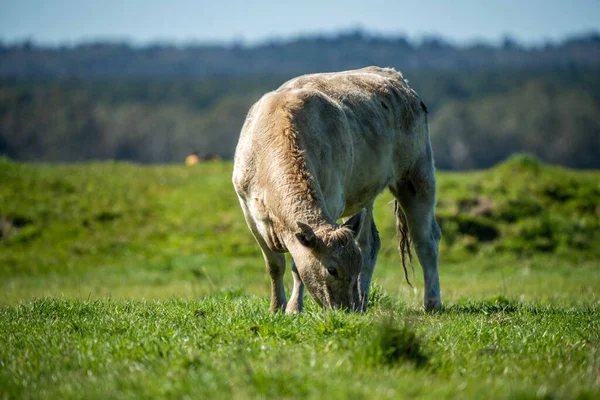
[2,28,599,50]
[1,0,599,47]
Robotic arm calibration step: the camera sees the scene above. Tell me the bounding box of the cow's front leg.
[350,204,380,312]
[286,259,304,314]
[238,198,287,312]
[261,248,287,312]
[250,235,287,312]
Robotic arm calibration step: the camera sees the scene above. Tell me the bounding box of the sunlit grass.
[1,296,598,399]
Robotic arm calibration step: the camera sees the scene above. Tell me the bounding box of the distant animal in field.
[186,152,201,166]
[186,152,221,165]
[232,66,441,313]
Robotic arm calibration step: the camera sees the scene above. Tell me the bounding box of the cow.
[232,66,441,313]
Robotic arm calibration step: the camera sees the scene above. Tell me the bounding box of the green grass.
[1,155,599,399]
[2,297,598,399]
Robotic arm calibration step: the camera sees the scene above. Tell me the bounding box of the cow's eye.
[327,267,338,277]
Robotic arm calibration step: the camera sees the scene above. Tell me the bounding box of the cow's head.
[292,210,365,311]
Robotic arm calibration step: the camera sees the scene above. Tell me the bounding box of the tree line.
[1,32,599,169]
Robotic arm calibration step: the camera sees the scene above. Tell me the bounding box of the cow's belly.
[319,142,399,219]
[320,166,393,220]
[341,175,392,217]
[341,140,399,216]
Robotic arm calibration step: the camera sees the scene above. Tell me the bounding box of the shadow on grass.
[361,319,429,368]
[403,295,598,316]
[442,295,520,314]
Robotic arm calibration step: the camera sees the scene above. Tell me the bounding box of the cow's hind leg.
[390,158,442,311]
[347,203,380,312]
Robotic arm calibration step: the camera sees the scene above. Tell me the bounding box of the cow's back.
[278,67,428,217]
[234,66,429,220]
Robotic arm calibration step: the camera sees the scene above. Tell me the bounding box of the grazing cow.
[186,152,222,165]
[232,66,441,313]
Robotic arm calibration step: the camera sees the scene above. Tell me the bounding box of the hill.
[1,155,598,301]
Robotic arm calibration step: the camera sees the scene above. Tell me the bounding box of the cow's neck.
[264,140,335,237]
[266,169,334,233]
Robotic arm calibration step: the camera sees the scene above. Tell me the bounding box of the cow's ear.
[295,221,318,249]
[342,209,366,238]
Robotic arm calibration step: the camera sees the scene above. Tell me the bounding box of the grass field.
[1,155,599,399]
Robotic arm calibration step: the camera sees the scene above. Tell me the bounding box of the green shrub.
[363,320,428,367]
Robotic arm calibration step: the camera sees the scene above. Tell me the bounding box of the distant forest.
[1,31,600,169]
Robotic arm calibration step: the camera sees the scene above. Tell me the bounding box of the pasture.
[1,155,599,399]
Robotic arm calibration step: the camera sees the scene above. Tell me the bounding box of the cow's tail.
[394,200,414,287]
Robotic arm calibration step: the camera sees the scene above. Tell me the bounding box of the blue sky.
[1,0,599,45]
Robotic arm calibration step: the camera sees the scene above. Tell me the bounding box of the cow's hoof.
[270,301,287,313]
[424,298,442,312]
[285,302,302,314]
